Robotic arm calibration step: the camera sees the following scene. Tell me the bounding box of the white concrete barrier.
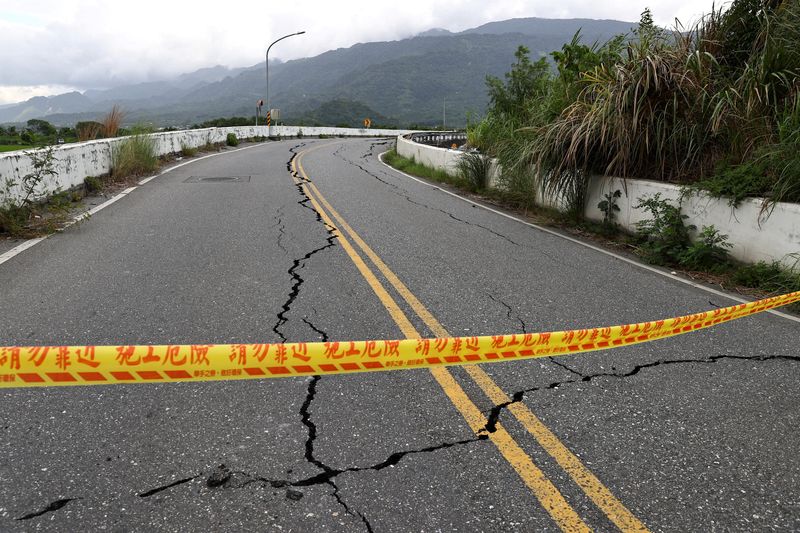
[0,126,413,205]
[396,134,503,187]
[397,134,800,268]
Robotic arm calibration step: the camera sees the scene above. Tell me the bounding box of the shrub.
[111,134,158,179]
[679,225,732,271]
[598,189,621,225]
[84,175,103,193]
[597,189,622,234]
[226,133,238,146]
[0,147,57,235]
[732,260,800,294]
[76,121,103,141]
[634,194,695,265]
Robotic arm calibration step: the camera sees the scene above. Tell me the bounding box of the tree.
[26,119,56,136]
[550,31,624,108]
[485,45,550,121]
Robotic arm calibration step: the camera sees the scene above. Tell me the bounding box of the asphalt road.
[0,138,798,532]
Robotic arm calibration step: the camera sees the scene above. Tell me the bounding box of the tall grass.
[476,0,800,217]
[102,105,125,138]
[111,134,158,179]
[456,152,492,190]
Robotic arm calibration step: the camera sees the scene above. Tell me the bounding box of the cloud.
[0,0,718,102]
[0,85,79,105]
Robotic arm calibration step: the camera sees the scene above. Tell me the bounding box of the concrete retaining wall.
[397,134,800,268]
[0,126,412,205]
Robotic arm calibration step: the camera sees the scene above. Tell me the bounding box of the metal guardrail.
[407,131,467,149]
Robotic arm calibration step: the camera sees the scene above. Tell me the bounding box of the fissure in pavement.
[16,498,80,521]
[332,144,522,247]
[480,353,800,434]
[271,145,338,343]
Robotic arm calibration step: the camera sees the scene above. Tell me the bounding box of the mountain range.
[0,17,636,128]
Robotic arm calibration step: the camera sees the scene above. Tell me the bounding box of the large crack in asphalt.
[271,144,338,343]
[288,143,373,530]
[16,498,81,521]
[331,143,523,248]
[138,476,199,498]
[479,353,800,434]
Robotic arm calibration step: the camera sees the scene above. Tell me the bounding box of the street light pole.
[266,30,306,136]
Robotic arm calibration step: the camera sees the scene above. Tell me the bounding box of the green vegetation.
[83,175,103,193]
[634,194,696,266]
[194,116,256,128]
[732,259,800,294]
[634,193,734,272]
[0,147,60,235]
[383,150,468,188]
[470,1,800,215]
[225,133,239,147]
[680,226,733,272]
[386,144,798,311]
[111,133,158,179]
[76,121,103,141]
[597,189,621,234]
[0,145,26,152]
[180,142,198,157]
[0,119,78,149]
[456,152,492,190]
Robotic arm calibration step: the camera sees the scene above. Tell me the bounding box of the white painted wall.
[396,134,503,186]
[0,126,413,205]
[397,134,800,268]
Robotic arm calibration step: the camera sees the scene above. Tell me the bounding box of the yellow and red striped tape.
[1,291,797,388]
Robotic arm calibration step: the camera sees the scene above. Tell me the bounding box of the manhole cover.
[183,176,251,183]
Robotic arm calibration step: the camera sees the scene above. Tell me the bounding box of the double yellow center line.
[290,142,648,532]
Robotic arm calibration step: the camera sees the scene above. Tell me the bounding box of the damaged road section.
[480,353,800,434]
[16,498,80,521]
[271,144,338,343]
[332,144,522,247]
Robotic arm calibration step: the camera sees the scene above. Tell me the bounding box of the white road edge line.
[378,151,800,325]
[0,143,265,267]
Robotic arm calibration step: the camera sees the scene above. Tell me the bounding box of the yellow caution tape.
[1,292,797,388]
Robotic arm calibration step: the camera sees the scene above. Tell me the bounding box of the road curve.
[0,138,798,532]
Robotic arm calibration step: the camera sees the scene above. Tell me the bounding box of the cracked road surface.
[0,138,798,531]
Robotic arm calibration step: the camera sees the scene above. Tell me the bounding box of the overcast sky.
[0,0,721,104]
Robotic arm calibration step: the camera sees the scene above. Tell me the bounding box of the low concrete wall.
[397,134,800,268]
[396,134,502,185]
[0,126,412,205]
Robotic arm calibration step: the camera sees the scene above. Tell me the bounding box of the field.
[0,145,28,153]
